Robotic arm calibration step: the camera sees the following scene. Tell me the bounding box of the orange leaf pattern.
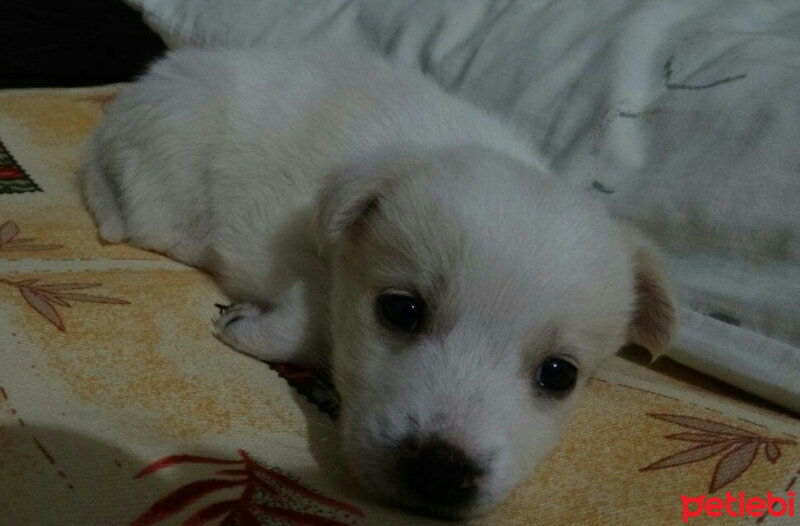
[1,278,129,331]
[710,441,760,492]
[19,285,65,331]
[648,413,760,437]
[765,442,781,463]
[0,220,18,245]
[665,432,731,444]
[641,442,735,471]
[640,413,796,493]
[0,221,61,252]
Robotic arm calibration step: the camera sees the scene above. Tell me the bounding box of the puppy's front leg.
[213,281,324,366]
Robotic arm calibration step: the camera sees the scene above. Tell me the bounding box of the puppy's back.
[83,46,544,293]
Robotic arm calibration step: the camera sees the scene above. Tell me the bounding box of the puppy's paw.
[214,302,262,329]
[212,302,315,365]
[213,302,266,356]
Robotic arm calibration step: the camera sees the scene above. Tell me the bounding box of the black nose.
[401,439,482,506]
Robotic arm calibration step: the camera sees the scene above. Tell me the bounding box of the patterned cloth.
[0,86,798,525]
[0,141,40,194]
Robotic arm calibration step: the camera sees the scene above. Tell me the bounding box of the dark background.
[0,0,166,89]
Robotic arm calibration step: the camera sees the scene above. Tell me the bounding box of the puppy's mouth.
[265,362,341,419]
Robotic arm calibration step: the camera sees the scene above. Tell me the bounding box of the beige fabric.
[1,87,798,525]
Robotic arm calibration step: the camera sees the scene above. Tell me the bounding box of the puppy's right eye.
[534,356,577,394]
[377,292,423,332]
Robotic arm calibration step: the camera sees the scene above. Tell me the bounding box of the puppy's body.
[84,47,675,518]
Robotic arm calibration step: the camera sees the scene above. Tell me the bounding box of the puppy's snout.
[400,438,482,506]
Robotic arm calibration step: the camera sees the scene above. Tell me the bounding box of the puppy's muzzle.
[399,438,482,507]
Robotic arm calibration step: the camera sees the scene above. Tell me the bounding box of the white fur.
[83,46,675,519]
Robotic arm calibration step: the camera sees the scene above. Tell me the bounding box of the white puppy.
[83,46,676,519]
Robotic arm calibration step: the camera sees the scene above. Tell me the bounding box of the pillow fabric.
[124,0,800,412]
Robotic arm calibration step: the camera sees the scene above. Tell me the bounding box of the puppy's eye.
[377,292,423,332]
[535,356,577,393]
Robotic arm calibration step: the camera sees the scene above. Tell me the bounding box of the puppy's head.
[315,146,675,518]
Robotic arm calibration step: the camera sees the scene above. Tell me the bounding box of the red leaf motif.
[665,432,730,444]
[251,475,283,500]
[135,455,243,479]
[129,478,245,526]
[132,450,365,524]
[247,455,365,517]
[640,441,736,471]
[180,499,237,526]
[214,469,248,477]
[20,287,64,331]
[0,221,18,245]
[647,413,759,437]
[710,441,759,492]
[764,442,781,463]
[251,504,350,525]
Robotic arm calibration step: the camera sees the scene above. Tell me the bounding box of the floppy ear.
[314,168,392,247]
[621,225,678,359]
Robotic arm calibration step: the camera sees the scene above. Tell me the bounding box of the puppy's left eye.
[377,292,423,332]
[535,356,578,393]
